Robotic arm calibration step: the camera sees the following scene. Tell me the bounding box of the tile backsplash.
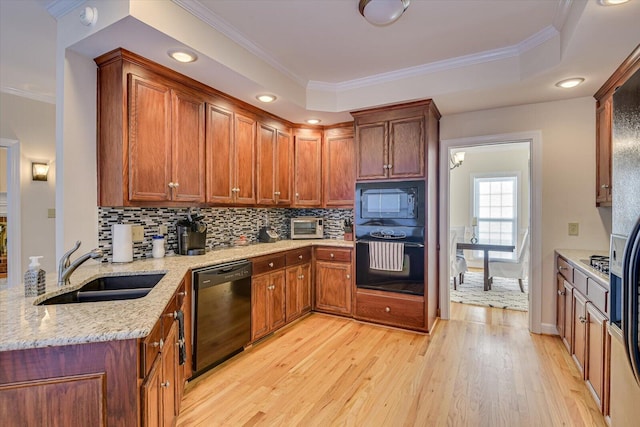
[98,207,353,262]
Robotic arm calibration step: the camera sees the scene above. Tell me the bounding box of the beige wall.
[442,96,612,329]
[0,92,56,273]
[0,147,6,192]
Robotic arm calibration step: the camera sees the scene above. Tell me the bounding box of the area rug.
[450,271,529,312]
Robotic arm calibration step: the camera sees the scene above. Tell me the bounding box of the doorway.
[439,131,542,333]
[0,138,21,288]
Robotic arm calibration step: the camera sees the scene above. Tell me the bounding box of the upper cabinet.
[323,124,355,207]
[205,102,257,205]
[257,122,292,206]
[292,128,323,207]
[594,45,640,207]
[352,102,435,181]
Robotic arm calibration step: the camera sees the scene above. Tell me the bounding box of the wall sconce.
[450,151,465,170]
[32,162,49,181]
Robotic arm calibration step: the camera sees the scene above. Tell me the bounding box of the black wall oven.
[355,180,426,296]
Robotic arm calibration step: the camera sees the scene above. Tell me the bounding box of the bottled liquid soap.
[24,256,46,297]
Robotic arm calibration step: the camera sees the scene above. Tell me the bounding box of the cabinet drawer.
[315,247,352,262]
[557,256,573,282]
[573,269,588,296]
[355,290,424,330]
[140,319,163,378]
[286,248,312,266]
[252,254,286,275]
[587,279,608,315]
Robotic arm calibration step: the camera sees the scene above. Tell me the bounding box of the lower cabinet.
[314,247,353,316]
[586,302,608,412]
[285,262,312,322]
[572,291,588,377]
[355,289,425,330]
[251,270,286,341]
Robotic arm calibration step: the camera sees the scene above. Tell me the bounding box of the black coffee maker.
[176,213,207,256]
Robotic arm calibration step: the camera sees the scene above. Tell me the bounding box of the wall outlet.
[568,222,579,236]
[132,225,145,242]
[47,208,56,219]
[158,225,168,235]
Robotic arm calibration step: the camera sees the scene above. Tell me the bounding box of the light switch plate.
[132,225,144,242]
[159,225,168,235]
[568,222,579,236]
[47,208,55,219]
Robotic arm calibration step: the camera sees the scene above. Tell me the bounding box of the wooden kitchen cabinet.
[293,128,322,207]
[573,291,588,377]
[257,122,292,205]
[314,247,353,316]
[556,274,566,341]
[205,102,257,205]
[352,101,439,181]
[586,302,608,411]
[285,261,312,323]
[323,124,355,207]
[251,270,286,341]
[96,50,206,206]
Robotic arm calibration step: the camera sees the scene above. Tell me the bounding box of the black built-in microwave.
[355,180,425,227]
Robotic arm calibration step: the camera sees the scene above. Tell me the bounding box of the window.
[473,175,517,260]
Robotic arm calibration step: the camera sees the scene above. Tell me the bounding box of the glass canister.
[152,235,165,258]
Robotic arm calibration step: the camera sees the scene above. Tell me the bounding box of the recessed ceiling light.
[555,77,585,89]
[256,94,277,103]
[306,119,321,125]
[597,0,629,6]
[167,49,197,63]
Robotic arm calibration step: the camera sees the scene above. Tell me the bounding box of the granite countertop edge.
[0,239,353,352]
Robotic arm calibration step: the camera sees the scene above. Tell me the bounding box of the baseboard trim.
[540,322,559,335]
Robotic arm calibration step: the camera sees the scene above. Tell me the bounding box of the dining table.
[456,242,516,291]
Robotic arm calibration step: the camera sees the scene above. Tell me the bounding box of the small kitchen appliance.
[258,226,279,243]
[290,217,324,239]
[176,214,207,255]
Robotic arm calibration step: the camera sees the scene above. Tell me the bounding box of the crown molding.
[43,0,86,19]
[553,0,575,31]
[172,0,307,87]
[1,86,55,105]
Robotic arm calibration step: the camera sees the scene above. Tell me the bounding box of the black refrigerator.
[610,64,640,386]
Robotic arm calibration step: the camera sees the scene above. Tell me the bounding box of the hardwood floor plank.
[177,304,606,426]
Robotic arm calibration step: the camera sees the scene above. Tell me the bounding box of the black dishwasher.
[192,259,252,376]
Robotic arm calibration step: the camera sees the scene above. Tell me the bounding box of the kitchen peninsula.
[0,239,352,425]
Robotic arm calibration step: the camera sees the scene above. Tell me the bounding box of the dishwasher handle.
[194,260,252,289]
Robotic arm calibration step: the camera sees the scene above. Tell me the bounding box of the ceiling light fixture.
[450,152,465,170]
[597,0,630,6]
[555,77,585,89]
[306,119,321,125]
[256,94,277,103]
[167,49,198,63]
[359,0,410,26]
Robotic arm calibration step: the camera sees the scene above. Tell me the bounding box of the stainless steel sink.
[37,273,165,305]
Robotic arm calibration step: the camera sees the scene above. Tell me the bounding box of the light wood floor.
[177,304,606,426]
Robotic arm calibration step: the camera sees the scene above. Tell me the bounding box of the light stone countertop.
[555,248,610,286]
[0,239,353,352]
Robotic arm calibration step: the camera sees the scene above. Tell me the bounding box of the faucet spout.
[57,244,104,287]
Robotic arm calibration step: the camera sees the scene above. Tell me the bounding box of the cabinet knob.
[387,164,392,169]
[299,275,304,279]
[168,182,174,188]
[385,307,391,313]
[383,165,388,169]
[274,191,280,196]
[579,316,587,324]
[558,266,567,271]
[330,253,334,258]
[601,184,610,189]
[269,262,274,268]
[299,255,303,260]
[161,381,170,388]
[173,182,179,188]
[295,193,299,199]
[346,274,351,279]
[151,338,164,349]
[177,291,187,296]
[557,290,565,296]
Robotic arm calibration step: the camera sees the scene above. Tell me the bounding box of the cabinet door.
[293,132,322,206]
[270,270,286,331]
[324,129,355,207]
[234,112,257,205]
[356,121,387,180]
[573,291,588,378]
[257,124,277,205]
[162,322,178,427]
[141,354,162,427]
[388,116,424,179]
[562,280,574,353]
[556,274,565,339]
[315,261,352,315]
[596,98,612,206]
[171,89,205,202]
[275,130,292,205]
[128,74,172,202]
[205,103,234,204]
[586,303,608,411]
[251,274,270,341]
[299,263,312,315]
[285,266,301,322]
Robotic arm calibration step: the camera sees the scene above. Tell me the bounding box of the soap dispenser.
[24,256,46,297]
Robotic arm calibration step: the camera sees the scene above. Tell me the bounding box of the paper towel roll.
[112,224,133,263]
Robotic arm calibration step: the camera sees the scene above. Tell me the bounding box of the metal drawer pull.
[269,262,274,268]
[177,291,187,296]
[579,316,587,324]
[299,255,303,260]
[330,253,335,258]
[385,307,391,313]
[601,184,610,189]
[558,266,567,271]
[150,338,164,349]
[346,274,351,279]
[557,290,565,296]
[161,381,170,388]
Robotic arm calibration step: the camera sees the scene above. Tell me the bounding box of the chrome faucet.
[57,241,104,287]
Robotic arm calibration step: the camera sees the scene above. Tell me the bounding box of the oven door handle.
[356,239,425,248]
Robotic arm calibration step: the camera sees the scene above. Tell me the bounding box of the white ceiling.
[1,0,640,125]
